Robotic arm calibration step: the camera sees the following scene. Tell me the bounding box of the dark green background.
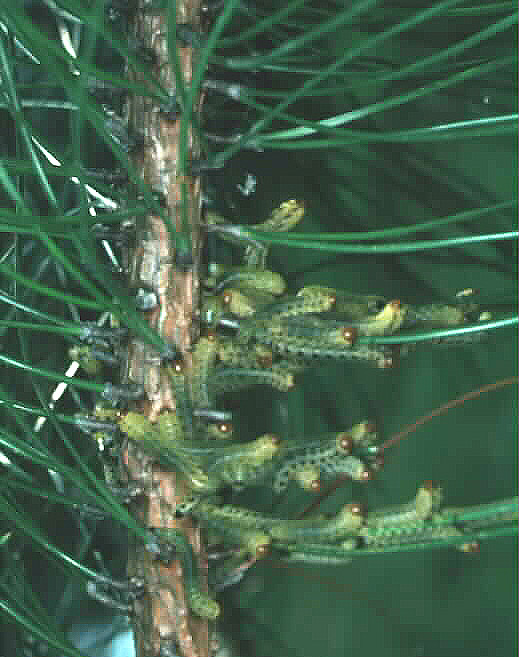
[0,2,516,656]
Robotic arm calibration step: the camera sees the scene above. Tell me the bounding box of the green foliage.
[0,1,517,656]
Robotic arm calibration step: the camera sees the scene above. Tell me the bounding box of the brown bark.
[121,2,213,656]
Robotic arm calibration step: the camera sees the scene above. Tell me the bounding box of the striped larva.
[236,315,392,364]
[202,365,297,397]
[268,503,365,544]
[217,337,274,369]
[206,264,287,296]
[296,286,387,319]
[272,427,378,493]
[175,499,363,547]
[365,483,443,531]
[253,199,306,233]
[176,499,272,558]
[252,290,337,320]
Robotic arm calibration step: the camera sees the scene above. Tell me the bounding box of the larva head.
[118,411,153,442]
[254,434,282,458]
[370,299,407,334]
[296,285,337,312]
[336,432,353,455]
[292,465,321,492]
[205,329,217,342]
[351,421,377,446]
[339,326,357,346]
[457,541,480,554]
[201,294,225,327]
[222,288,255,317]
[255,346,273,368]
[337,503,365,532]
[216,421,233,436]
[415,481,443,519]
[188,590,220,620]
[245,532,271,559]
[156,411,183,441]
[350,460,373,482]
[273,369,296,392]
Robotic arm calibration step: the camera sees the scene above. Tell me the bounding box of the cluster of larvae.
[79,200,490,616]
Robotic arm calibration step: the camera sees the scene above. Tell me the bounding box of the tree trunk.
[122,3,211,656]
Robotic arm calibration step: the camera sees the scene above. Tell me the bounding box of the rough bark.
[121,2,212,656]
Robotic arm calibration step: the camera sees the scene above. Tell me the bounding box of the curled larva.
[207,433,282,489]
[252,199,305,233]
[365,483,443,530]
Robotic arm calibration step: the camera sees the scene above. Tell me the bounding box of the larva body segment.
[365,484,443,531]
[190,336,220,408]
[205,434,282,490]
[204,365,296,396]
[251,199,306,233]
[217,337,274,369]
[166,363,196,439]
[405,303,468,328]
[268,503,364,544]
[296,286,387,319]
[151,528,220,620]
[207,265,287,296]
[222,287,276,317]
[252,290,337,320]
[178,501,272,557]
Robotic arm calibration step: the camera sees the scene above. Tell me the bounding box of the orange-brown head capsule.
[338,433,353,454]
[310,478,321,492]
[341,326,357,346]
[218,422,232,434]
[359,468,373,482]
[172,359,184,374]
[349,502,365,517]
[458,541,480,554]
